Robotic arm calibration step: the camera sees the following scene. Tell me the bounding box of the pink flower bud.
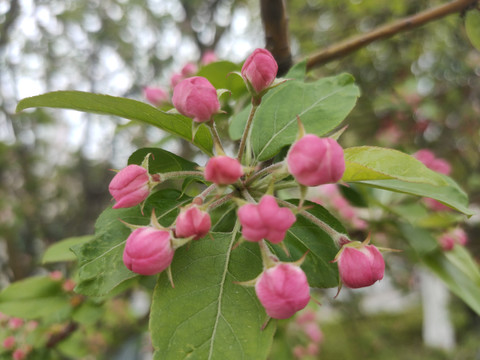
[143,86,169,107]
[181,63,197,77]
[13,349,26,360]
[172,76,220,123]
[62,279,76,292]
[201,50,218,65]
[438,228,468,251]
[8,318,23,330]
[237,195,296,244]
[2,336,15,350]
[109,165,150,209]
[336,244,385,289]
[255,263,310,319]
[287,135,345,187]
[414,149,451,175]
[170,73,183,89]
[123,227,174,276]
[304,322,323,343]
[241,48,278,94]
[204,156,243,185]
[175,206,211,240]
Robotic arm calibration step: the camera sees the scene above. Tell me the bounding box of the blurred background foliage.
[0,0,479,358]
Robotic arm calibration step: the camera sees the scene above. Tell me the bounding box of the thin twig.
[236,104,258,162]
[306,0,478,70]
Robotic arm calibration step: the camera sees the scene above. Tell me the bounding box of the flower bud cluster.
[0,312,36,360]
[107,48,386,322]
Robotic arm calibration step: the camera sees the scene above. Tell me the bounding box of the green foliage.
[343,146,447,184]
[0,276,71,321]
[16,91,214,155]
[150,232,275,360]
[128,147,198,173]
[465,10,480,51]
[250,74,360,161]
[197,61,247,98]
[42,235,94,264]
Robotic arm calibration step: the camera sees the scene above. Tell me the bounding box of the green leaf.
[272,200,346,288]
[0,276,71,320]
[150,231,275,360]
[42,235,94,264]
[466,10,480,51]
[356,175,473,216]
[72,189,192,297]
[228,104,251,141]
[342,146,447,185]
[424,251,480,316]
[251,73,360,162]
[285,60,307,80]
[400,223,480,315]
[197,61,246,98]
[128,147,198,173]
[16,91,213,155]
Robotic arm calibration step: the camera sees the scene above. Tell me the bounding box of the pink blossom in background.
[8,317,23,330]
[201,50,218,65]
[12,349,27,360]
[170,73,183,89]
[143,86,169,107]
[414,149,452,210]
[438,227,468,251]
[181,62,198,77]
[312,184,367,230]
[2,336,15,349]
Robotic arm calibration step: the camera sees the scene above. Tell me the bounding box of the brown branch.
[260,0,292,76]
[306,0,478,71]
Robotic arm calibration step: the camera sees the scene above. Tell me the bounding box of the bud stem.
[258,240,279,268]
[237,104,259,163]
[158,170,204,181]
[276,198,350,246]
[208,119,226,155]
[246,161,286,185]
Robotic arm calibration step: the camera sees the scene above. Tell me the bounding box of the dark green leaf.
[150,231,275,360]
[16,91,213,155]
[128,147,198,173]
